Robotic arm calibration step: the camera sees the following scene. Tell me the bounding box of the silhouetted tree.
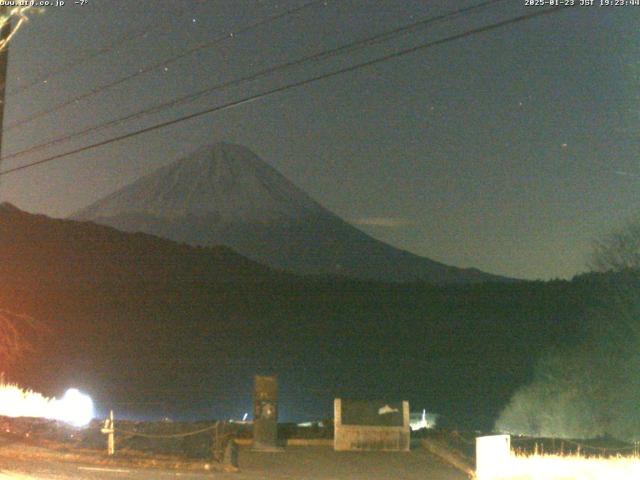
[590,217,640,272]
[496,221,640,440]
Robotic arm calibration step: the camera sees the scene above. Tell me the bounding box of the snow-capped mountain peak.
[73,142,507,284]
[76,142,323,223]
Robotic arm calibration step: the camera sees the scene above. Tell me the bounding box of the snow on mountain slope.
[76,142,324,223]
[73,142,507,283]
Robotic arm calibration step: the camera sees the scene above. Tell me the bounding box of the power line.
[5,3,208,99]
[5,2,246,100]
[7,25,155,98]
[4,0,328,132]
[0,6,570,178]
[1,0,506,163]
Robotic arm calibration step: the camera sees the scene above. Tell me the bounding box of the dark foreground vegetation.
[0,204,637,433]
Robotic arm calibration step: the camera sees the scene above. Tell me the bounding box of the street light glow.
[56,388,94,427]
[0,382,94,427]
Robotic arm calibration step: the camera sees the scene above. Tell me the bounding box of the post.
[253,375,280,451]
[223,438,239,470]
[0,5,11,174]
[101,410,115,456]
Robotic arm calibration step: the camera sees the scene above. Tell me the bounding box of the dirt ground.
[233,445,468,480]
[0,440,469,479]
[0,418,471,479]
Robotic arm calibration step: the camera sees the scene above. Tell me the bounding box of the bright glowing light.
[485,453,640,480]
[0,7,35,51]
[476,435,640,480]
[409,409,437,431]
[56,388,94,427]
[0,382,94,427]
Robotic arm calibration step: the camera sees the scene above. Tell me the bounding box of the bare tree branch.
[589,218,640,272]
[0,307,45,369]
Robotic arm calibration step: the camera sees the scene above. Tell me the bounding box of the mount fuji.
[72,142,505,283]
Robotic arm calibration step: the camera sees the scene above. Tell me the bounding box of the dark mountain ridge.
[0,202,276,287]
[0,204,599,428]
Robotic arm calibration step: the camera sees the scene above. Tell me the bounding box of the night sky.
[1,0,638,280]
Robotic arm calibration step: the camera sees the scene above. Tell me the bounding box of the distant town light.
[409,409,437,431]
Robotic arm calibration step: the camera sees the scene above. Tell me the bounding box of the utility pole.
[0,6,11,187]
